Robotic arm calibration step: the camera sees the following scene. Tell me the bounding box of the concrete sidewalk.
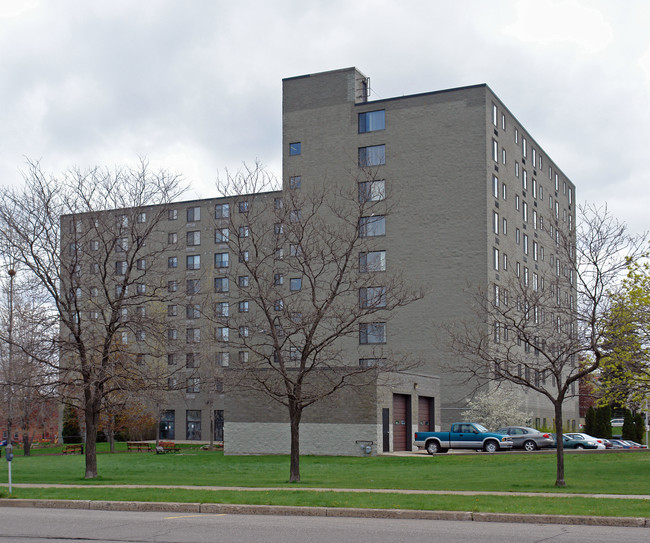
[0,484,648,528]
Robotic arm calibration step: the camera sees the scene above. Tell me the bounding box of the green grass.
[0,486,648,518]
[1,449,649,518]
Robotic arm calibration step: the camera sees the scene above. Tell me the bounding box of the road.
[0,507,648,543]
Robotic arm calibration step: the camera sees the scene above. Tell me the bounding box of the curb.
[0,499,647,528]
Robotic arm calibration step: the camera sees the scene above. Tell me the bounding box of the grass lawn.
[1,449,648,517]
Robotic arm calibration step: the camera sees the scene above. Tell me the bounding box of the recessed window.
[359,322,386,344]
[289,176,301,189]
[115,261,127,275]
[358,110,385,133]
[217,352,230,367]
[492,140,498,162]
[274,198,283,210]
[274,299,284,311]
[215,203,230,219]
[492,103,498,126]
[168,256,178,268]
[186,279,201,294]
[359,251,386,272]
[359,216,385,237]
[238,275,249,288]
[238,300,249,313]
[187,231,201,246]
[290,210,302,223]
[289,142,301,155]
[493,248,499,271]
[274,223,284,235]
[290,243,302,257]
[136,283,146,295]
[167,305,178,317]
[290,277,302,291]
[167,329,178,341]
[358,180,385,202]
[186,255,201,270]
[274,273,284,285]
[492,175,499,198]
[215,253,229,268]
[168,232,177,244]
[522,170,527,191]
[168,281,178,293]
[187,207,200,222]
[186,304,201,319]
[215,228,229,243]
[239,326,249,338]
[167,353,177,366]
[168,209,178,220]
[186,328,201,343]
[215,302,229,317]
[116,238,128,252]
[137,212,146,223]
[493,212,499,235]
[214,277,229,293]
[238,201,249,213]
[137,258,146,271]
[522,137,527,158]
[239,251,249,263]
[358,145,386,167]
[239,226,249,238]
[90,240,99,251]
[186,378,200,394]
[359,286,386,308]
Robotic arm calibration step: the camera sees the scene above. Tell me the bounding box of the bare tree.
[448,204,646,486]
[0,159,185,478]
[213,163,423,482]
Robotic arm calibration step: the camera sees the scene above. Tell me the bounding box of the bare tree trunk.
[108,421,115,454]
[22,431,31,456]
[84,392,100,479]
[554,402,566,488]
[289,400,302,483]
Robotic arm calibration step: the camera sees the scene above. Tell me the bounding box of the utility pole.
[6,268,15,448]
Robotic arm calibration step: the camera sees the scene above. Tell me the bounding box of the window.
[290,347,301,361]
[491,103,498,126]
[515,161,520,177]
[359,322,386,344]
[187,279,200,295]
[215,253,229,268]
[515,228,520,244]
[90,240,99,251]
[214,301,229,317]
[167,329,178,341]
[238,275,249,288]
[523,201,528,222]
[359,286,386,308]
[359,216,385,237]
[358,110,385,133]
[289,244,302,257]
[239,351,249,363]
[522,169,527,191]
[168,209,178,220]
[523,234,529,255]
[532,148,537,167]
[358,179,385,202]
[217,352,230,367]
[522,137,527,157]
[289,176,301,189]
[187,207,200,222]
[115,261,127,275]
[238,300,249,313]
[215,203,229,219]
[515,194,520,210]
[502,218,507,235]
[216,327,229,342]
[289,209,302,223]
[167,305,178,317]
[274,197,283,210]
[186,305,201,319]
[168,280,178,293]
[215,228,229,243]
[214,277,229,293]
[186,379,200,395]
[492,139,498,162]
[514,127,519,143]
[116,237,128,252]
[493,211,499,235]
[136,283,146,295]
[137,258,146,271]
[238,201,249,213]
[289,142,301,155]
[501,113,506,130]
[117,214,128,228]
[532,179,537,199]
[187,231,201,246]
[358,145,386,167]
[167,353,177,366]
[359,250,386,272]
[239,226,249,238]
[186,328,201,343]
[168,256,178,268]
[493,247,499,270]
[492,175,498,198]
[274,273,284,285]
[502,148,506,165]
[168,232,177,244]
[274,299,284,311]
[239,326,249,338]
[290,277,302,291]
[239,251,249,262]
[186,255,200,270]
[533,241,539,261]
[136,331,145,342]
[137,212,146,223]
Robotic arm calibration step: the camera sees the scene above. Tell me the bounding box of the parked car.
[494,426,554,451]
[608,439,629,449]
[610,418,624,427]
[551,434,600,449]
[565,433,606,449]
[624,440,648,449]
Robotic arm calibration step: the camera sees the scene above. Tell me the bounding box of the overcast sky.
[1,0,648,234]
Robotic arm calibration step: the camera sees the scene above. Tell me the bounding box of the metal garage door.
[418,396,434,433]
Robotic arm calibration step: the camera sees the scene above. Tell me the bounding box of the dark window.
[187,207,200,222]
[358,145,385,167]
[358,110,385,133]
[359,322,386,344]
[359,216,385,237]
[290,277,302,291]
[289,142,301,156]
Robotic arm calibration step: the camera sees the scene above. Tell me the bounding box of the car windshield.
[474,424,489,433]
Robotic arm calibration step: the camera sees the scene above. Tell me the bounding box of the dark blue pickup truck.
[414,422,513,454]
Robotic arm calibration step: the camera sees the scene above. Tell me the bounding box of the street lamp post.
[6,268,16,494]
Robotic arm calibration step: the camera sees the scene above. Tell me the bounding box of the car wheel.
[575,444,585,449]
[483,441,499,453]
[426,440,441,455]
[523,440,537,451]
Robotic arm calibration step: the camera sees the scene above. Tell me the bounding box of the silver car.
[495,426,555,451]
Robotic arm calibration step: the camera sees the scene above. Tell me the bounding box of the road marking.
[165,514,227,519]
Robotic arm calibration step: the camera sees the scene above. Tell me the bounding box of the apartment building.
[62,67,578,454]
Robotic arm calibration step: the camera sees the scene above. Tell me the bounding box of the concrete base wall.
[224,422,379,456]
